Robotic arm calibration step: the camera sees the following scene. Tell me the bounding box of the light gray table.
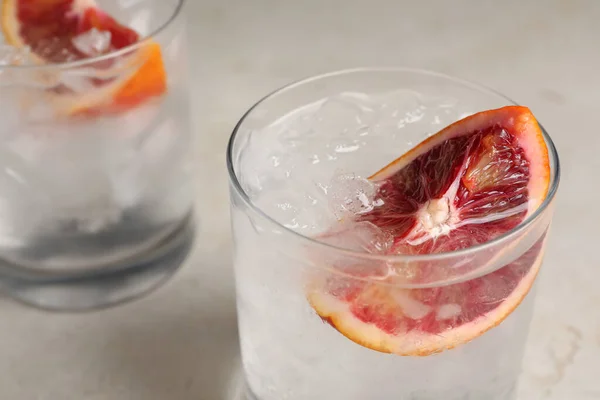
[1,1,598,399]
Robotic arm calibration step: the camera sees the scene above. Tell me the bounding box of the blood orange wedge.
[307,106,550,356]
[1,0,166,115]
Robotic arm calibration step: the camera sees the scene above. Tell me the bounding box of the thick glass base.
[0,214,195,312]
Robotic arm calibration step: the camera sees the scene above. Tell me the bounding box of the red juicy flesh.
[324,126,540,335]
[16,0,138,63]
[359,126,530,254]
[325,235,543,336]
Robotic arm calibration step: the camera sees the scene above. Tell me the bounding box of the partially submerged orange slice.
[308,106,551,356]
[1,0,166,115]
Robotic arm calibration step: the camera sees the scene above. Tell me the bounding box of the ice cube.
[278,113,317,147]
[368,89,423,133]
[0,44,32,66]
[0,147,53,245]
[108,109,181,211]
[319,221,392,254]
[416,92,458,109]
[72,28,112,56]
[312,96,364,135]
[26,97,57,122]
[373,90,421,118]
[328,172,379,218]
[254,191,300,228]
[0,45,35,90]
[239,127,294,196]
[59,71,96,92]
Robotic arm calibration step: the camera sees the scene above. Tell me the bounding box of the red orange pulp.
[1,0,166,116]
[308,106,550,356]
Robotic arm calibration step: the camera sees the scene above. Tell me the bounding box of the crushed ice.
[0,45,34,88]
[0,44,32,66]
[72,28,112,56]
[311,96,369,136]
[318,221,393,254]
[327,172,381,219]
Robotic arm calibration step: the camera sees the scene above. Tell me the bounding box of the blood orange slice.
[308,106,551,356]
[1,0,166,115]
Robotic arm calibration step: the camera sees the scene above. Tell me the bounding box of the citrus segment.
[308,106,551,355]
[66,41,166,116]
[1,0,167,115]
[1,0,138,61]
[309,239,544,356]
[111,42,166,110]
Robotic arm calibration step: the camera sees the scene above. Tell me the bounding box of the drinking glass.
[227,68,559,400]
[0,0,193,311]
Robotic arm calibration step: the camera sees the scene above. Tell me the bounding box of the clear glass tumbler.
[0,0,193,310]
[227,69,559,400]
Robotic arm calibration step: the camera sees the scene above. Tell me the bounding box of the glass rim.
[226,67,561,262]
[0,0,185,71]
